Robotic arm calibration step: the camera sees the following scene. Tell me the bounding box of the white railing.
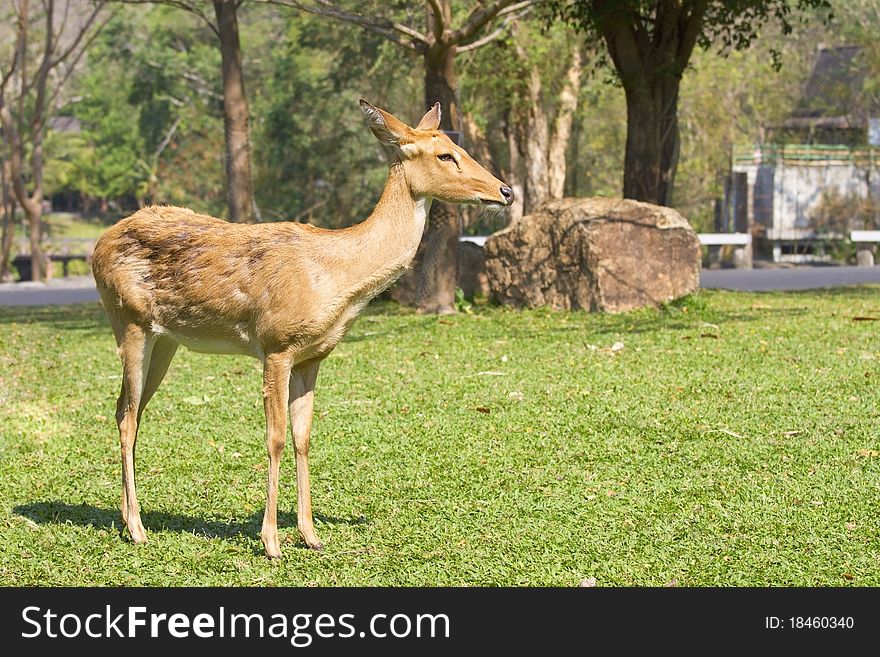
[697,233,751,246]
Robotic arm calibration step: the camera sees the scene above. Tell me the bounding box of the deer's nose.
[500,186,514,204]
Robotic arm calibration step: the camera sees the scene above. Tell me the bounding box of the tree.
[251,13,409,226]
[554,0,830,206]
[213,1,258,222]
[59,7,226,213]
[458,20,587,223]
[514,32,583,216]
[271,0,536,313]
[117,0,258,222]
[1,158,17,282]
[0,0,110,282]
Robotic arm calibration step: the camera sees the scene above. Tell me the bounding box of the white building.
[729,46,879,262]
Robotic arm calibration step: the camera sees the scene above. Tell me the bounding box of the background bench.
[851,230,880,267]
[698,232,752,269]
[11,237,95,281]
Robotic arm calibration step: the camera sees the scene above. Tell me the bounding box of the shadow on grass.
[14,501,367,550]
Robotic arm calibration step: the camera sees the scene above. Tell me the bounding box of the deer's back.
[92,206,328,357]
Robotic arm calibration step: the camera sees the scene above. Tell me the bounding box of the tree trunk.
[26,203,46,281]
[213,0,256,223]
[595,0,707,208]
[29,103,47,281]
[459,111,494,231]
[513,32,583,214]
[548,48,582,199]
[657,77,680,207]
[621,75,680,206]
[516,38,549,215]
[503,111,525,223]
[400,39,461,314]
[0,108,46,282]
[0,160,15,282]
[621,83,660,204]
[459,111,494,172]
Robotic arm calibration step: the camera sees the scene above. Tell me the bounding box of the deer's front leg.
[260,352,292,559]
[290,359,323,550]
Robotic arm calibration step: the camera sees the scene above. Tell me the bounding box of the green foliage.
[58,4,421,225]
[460,21,587,181]
[1,289,879,585]
[63,6,225,214]
[249,12,414,225]
[553,1,832,59]
[569,77,627,198]
[454,287,473,314]
[829,1,880,116]
[29,0,870,238]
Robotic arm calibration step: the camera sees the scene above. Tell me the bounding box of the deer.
[90,100,513,558]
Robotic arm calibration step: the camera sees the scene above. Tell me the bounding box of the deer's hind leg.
[114,322,157,544]
[138,337,178,422]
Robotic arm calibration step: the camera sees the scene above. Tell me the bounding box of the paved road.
[1,267,879,308]
[700,265,880,291]
[0,276,99,308]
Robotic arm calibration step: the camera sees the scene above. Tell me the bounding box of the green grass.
[44,212,114,240]
[0,289,878,586]
[11,212,113,242]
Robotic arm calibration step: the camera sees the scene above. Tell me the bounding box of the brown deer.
[91,100,513,558]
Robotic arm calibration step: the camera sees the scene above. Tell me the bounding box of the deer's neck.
[333,162,428,297]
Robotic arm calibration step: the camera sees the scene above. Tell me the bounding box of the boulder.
[484,198,701,313]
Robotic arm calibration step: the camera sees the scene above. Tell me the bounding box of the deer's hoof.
[263,542,282,559]
[128,529,147,545]
[126,521,148,544]
[299,528,324,551]
[261,536,282,559]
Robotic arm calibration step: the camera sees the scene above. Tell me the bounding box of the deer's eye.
[437,153,455,162]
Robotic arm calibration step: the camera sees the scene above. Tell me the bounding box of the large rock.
[484,198,701,313]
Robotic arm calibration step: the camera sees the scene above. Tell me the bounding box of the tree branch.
[593,0,647,86]
[675,0,709,73]
[452,0,539,45]
[260,0,428,51]
[31,0,56,135]
[456,6,533,52]
[0,35,20,101]
[112,0,220,37]
[0,105,39,215]
[153,115,181,160]
[426,0,445,42]
[53,0,73,58]
[46,9,117,113]
[49,3,107,68]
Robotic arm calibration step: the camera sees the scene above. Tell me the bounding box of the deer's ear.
[415,102,441,131]
[360,99,410,144]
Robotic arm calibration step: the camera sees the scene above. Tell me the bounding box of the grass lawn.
[0,289,878,586]
[11,212,113,244]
